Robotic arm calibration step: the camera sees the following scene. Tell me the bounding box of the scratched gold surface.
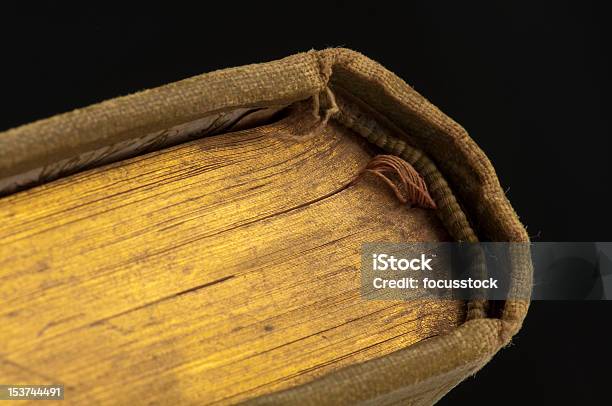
[0,114,464,405]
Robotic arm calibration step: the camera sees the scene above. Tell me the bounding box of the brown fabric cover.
[0,48,531,405]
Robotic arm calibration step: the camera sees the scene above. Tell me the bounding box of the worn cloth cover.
[0,49,531,405]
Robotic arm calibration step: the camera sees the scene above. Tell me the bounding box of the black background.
[1,3,610,404]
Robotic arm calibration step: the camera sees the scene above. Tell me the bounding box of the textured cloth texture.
[0,48,531,405]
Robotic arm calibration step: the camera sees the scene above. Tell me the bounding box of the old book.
[0,49,530,405]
